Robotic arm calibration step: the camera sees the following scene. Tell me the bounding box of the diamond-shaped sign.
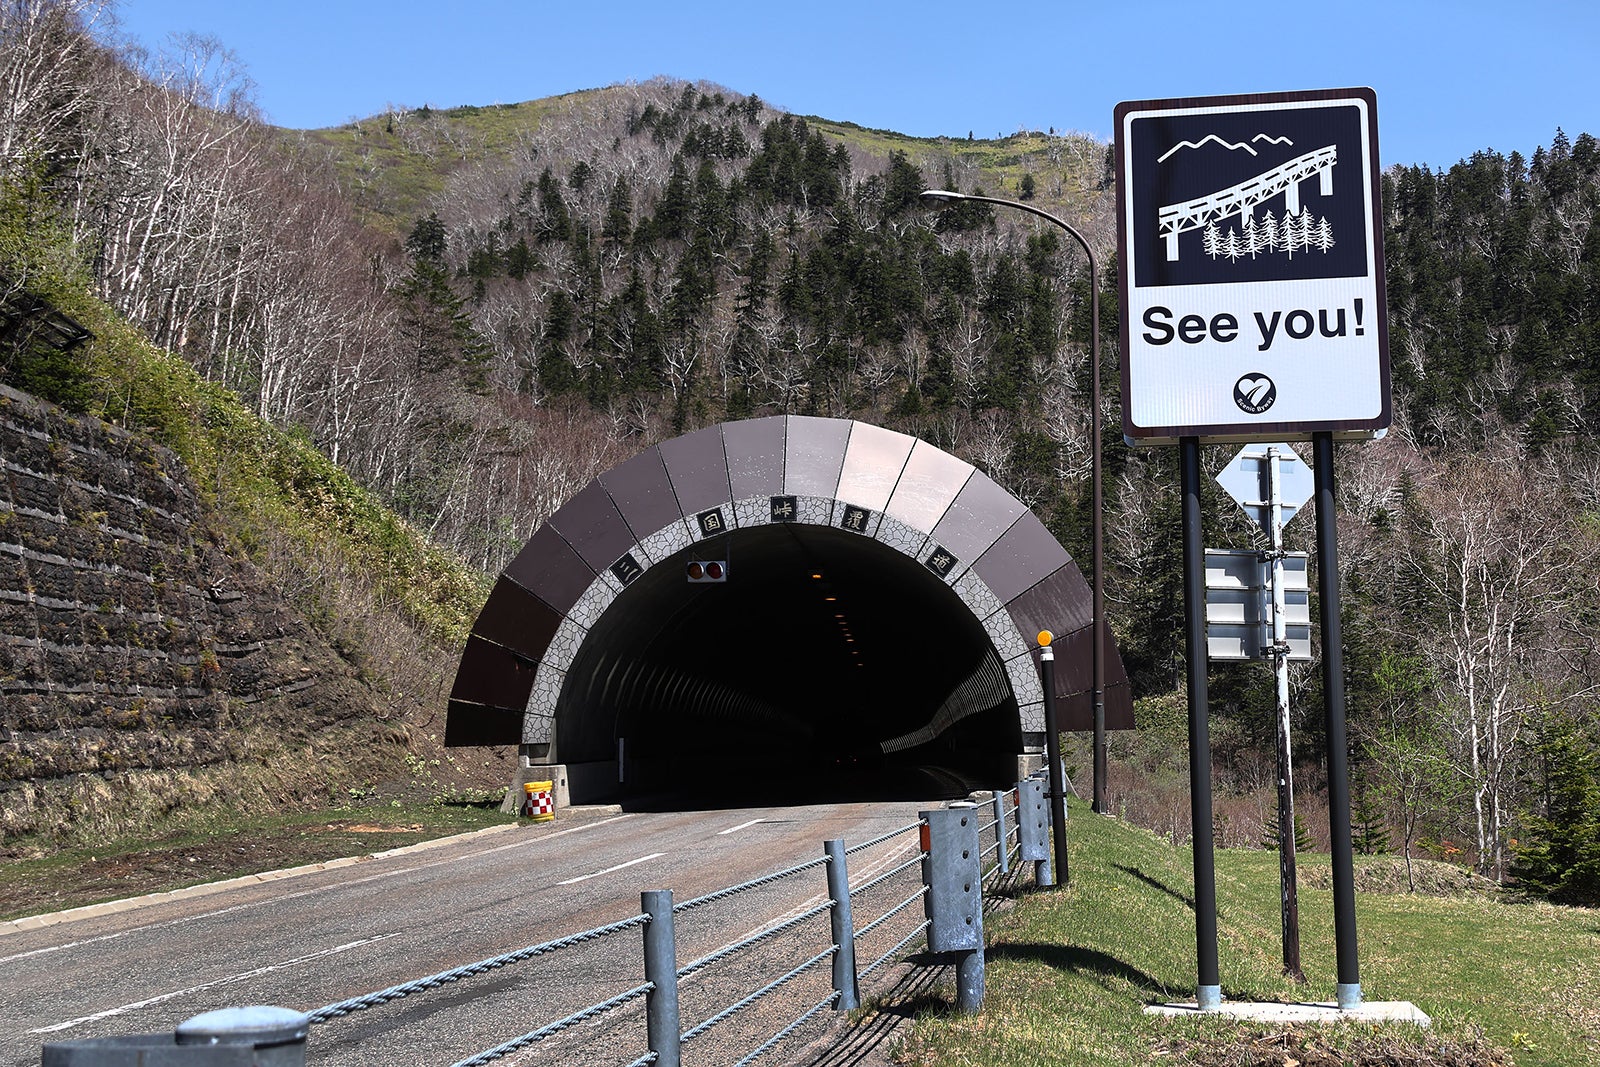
[1216,443,1313,538]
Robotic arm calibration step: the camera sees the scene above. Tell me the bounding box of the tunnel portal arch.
[447,416,1131,795]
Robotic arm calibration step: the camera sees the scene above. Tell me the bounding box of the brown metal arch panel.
[503,524,597,615]
[835,423,916,511]
[444,702,522,746]
[724,416,787,498]
[783,416,853,498]
[1004,564,1093,641]
[448,636,538,715]
[1048,625,1134,731]
[971,510,1073,605]
[547,481,637,574]
[930,471,1026,563]
[599,446,682,540]
[884,440,974,531]
[473,576,563,663]
[658,424,734,516]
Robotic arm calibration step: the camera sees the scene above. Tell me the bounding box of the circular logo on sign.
[1234,374,1277,414]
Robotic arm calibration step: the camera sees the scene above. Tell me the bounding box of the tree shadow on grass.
[1114,863,1195,909]
[988,941,1183,999]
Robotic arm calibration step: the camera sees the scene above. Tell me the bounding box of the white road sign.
[1115,88,1391,446]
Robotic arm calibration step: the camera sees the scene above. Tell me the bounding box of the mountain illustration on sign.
[1158,132,1337,265]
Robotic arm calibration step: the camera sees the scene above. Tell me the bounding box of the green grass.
[295,90,606,233]
[890,800,1597,1066]
[290,85,1108,234]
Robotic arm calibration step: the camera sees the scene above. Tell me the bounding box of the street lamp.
[919,189,1108,818]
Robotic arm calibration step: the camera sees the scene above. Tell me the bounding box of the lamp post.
[919,190,1107,817]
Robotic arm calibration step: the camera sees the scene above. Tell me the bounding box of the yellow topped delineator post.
[1033,627,1068,884]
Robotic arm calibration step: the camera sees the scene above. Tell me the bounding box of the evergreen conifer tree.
[1262,807,1315,853]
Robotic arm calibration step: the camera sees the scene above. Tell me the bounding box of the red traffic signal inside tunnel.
[448,416,1132,805]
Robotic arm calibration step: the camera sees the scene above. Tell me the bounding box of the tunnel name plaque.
[610,553,644,586]
[770,495,797,522]
[840,505,871,533]
[924,545,959,578]
[697,508,727,537]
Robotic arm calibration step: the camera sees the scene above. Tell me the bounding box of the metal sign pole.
[1267,447,1305,982]
[1313,432,1361,1009]
[1181,436,1221,1009]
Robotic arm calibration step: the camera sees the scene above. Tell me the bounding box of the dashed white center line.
[556,853,666,886]
[716,818,764,836]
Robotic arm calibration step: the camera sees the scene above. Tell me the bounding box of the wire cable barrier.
[44,792,1035,1066]
[330,802,1027,1066]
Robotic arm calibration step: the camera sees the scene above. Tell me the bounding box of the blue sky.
[112,0,1599,170]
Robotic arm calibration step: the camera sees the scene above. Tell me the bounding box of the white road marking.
[556,853,666,886]
[2,814,638,958]
[28,933,399,1034]
[716,818,764,836]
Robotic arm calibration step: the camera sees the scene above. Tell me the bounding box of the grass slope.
[296,85,1106,234]
[890,800,1595,1066]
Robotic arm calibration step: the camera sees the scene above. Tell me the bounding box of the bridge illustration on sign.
[1159,143,1338,262]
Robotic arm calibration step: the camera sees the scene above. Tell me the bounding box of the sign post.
[1116,88,1388,1010]
[1213,442,1313,982]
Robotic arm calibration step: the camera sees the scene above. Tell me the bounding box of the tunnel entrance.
[559,524,1021,805]
[445,416,1133,808]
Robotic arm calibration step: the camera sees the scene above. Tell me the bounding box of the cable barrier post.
[824,838,860,1010]
[641,889,682,1067]
[991,791,1011,876]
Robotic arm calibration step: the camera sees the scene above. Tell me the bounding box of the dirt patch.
[1300,856,1498,897]
[0,805,512,922]
[1158,1025,1513,1066]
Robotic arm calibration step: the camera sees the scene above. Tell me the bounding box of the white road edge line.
[556,853,666,886]
[28,933,399,1034]
[2,814,636,939]
[716,818,764,835]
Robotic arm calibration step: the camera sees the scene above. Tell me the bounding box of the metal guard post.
[1015,778,1052,887]
[641,890,683,1067]
[824,839,860,1010]
[920,806,985,1012]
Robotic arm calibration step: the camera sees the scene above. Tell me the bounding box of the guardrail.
[40,784,1042,1066]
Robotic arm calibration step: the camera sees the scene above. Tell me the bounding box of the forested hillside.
[2,0,1598,899]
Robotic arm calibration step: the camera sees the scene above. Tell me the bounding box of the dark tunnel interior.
[556,524,1024,806]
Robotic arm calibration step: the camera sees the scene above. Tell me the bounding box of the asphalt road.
[0,799,941,1067]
